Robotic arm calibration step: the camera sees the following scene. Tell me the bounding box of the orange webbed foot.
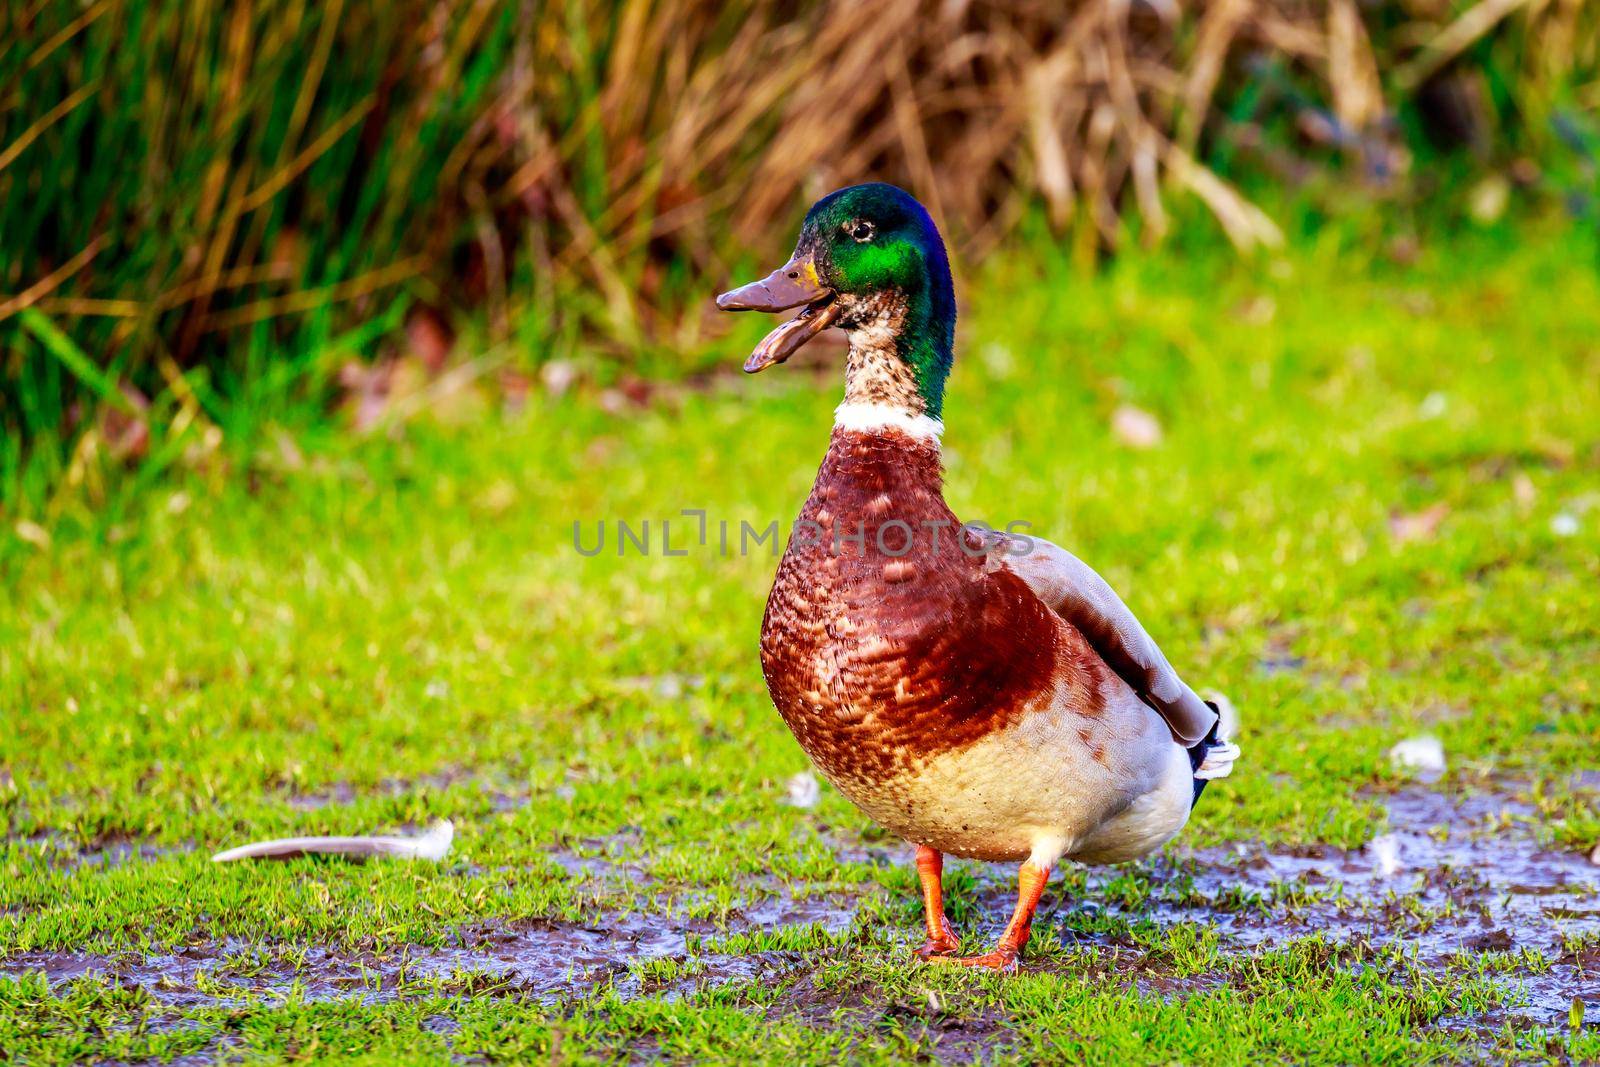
[914,920,961,959]
[927,947,1019,973]
[921,859,1050,977]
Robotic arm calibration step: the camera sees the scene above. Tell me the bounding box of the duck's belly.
[813,703,1193,865]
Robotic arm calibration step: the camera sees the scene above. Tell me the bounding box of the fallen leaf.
[1389,503,1450,544]
[1468,174,1510,225]
[1111,404,1163,449]
[13,520,50,548]
[406,306,455,372]
[541,360,578,398]
[618,375,654,407]
[978,342,1015,378]
[100,383,150,462]
[1234,295,1276,325]
[499,368,533,415]
[476,480,517,513]
[339,359,394,432]
[1386,234,1420,265]
[272,428,304,472]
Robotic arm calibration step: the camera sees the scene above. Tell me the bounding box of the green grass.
[2,222,1599,1062]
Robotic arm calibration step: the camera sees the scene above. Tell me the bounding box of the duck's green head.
[717,182,956,418]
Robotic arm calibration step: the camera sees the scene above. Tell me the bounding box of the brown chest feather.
[759,430,1098,787]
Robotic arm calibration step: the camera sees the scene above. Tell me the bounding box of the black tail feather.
[1188,703,1223,807]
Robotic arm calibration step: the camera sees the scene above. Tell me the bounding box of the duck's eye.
[845,219,875,243]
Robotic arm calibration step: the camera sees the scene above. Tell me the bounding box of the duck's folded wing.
[999,534,1217,745]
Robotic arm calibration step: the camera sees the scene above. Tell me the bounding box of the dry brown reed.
[2,0,1595,483]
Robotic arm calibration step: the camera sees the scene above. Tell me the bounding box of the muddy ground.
[5,785,1597,1056]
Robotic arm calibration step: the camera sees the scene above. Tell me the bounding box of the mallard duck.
[717,183,1239,971]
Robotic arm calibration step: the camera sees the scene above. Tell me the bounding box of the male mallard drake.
[717,183,1239,971]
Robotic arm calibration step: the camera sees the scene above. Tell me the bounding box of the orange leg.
[913,845,960,958]
[929,860,1051,973]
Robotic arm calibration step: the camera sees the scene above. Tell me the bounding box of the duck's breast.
[759,430,1183,860]
[758,431,1060,800]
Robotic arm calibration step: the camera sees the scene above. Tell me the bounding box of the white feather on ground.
[1388,736,1446,780]
[784,771,820,809]
[1368,833,1404,878]
[211,819,454,863]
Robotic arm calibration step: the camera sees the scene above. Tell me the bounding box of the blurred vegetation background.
[1,0,1597,519]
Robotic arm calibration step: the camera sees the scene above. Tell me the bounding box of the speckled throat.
[839,297,925,416]
[828,279,953,420]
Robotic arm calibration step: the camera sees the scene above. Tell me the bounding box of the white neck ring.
[833,401,944,440]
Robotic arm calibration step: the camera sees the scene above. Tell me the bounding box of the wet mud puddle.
[2,787,1595,1028]
[1125,787,1599,1027]
[0,886,858,1009]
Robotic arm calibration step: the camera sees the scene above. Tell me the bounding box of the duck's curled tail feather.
[1189,695,1241,806]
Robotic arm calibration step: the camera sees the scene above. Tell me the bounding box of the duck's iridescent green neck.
[836,266,955,422]
[898,276,955,419]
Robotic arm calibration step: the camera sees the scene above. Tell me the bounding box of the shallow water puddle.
[16,833,191,871]
[2,787,1595,1029]
[928,790,1593,924]
[1085,787,1599,1027]
[1170,790,1596,938]
[0,890,856,1008]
